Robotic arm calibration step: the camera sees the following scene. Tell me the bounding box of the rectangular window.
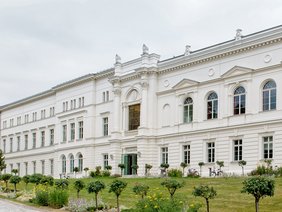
[78,121,84,139]
[82,97,84,106]
[17,136,20,151]
[103,92,105,102]
[33,161,36,174]
[70,123,75,141]
[3,139,6,153]
[103,117,108,136]
[62,125,67,142]
[207,142,215,163]
[78,98,81,107]
[17,117,21,125]
[10,119,14,127]
[103,154,109,169]
[24,114,29,123]
[10,138,13,153]
[183,145,191,164]
[24,135,28,150]
[41,160,45,175]
[128,104,140,131]
[50,129,54,145]
[10,164,13,172]
[263,136,273,159]
[32,133,36,149]
[41,131,45,147]
[41,109,46,119]
[63,102,66,112]
[3,121,7,129]
[106,91,109,101]
[17,163,20,176]
[161,147,168,164]
[71,100,73,109]
[25,162,28,175]
[32,112,37,121]
[74,99,76,109]
[50,159,54,176]
[233,139,243,161]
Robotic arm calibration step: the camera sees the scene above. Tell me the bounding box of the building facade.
[1,26,282,178]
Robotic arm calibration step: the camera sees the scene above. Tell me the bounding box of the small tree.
[0,149,6,174]
[9,176,21,193]
[73,167,79,178]
[22,175,30,190]
[88,181,105,210]
[132,183,149,199]
[242,176,275,212]
[1,173,12,191]
[180,162,188,176]
[145,164,152,176]
[161,179,184,199]
[131,164,139,175]
[193,185,217,212]
[11,169,18,176]
[198,162,205,176]
[109,180,127,212]
[74,179,85,198]
[216,161,224,171]
[118,164,125,176]
[84,167,89,177]
[160,163,169,176]
[238,160,247,176]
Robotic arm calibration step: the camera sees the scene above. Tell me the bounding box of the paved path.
[0,199,48,212]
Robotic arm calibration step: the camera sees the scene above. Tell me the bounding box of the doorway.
[123,154,137,175]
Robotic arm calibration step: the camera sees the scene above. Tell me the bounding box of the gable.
[221,66,253,79]
[172,79,199,90]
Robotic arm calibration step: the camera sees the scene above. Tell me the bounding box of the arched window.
[70,154,74,173]
[78,153,83,172]
[263,80,276,111]
[207,92,218,119]
[183,97,193,123]
[61,155,66,174]
[234,86,246,115]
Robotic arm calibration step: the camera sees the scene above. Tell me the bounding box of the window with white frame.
[24,114,29,123]
[33,161,36,174]
[50,159,54,176]
[17,117,21,125]
[103,154,109,169]
[103,117,108,136]
[207,142,215,163]
[70,154,74,173]
[10,164,13,172]
[10,119,14,127]
[3,139,6,153]
[233,139,242,161]
[50,129,54,145]
[50,107,55,117]
[234,86,246,115]
[24,135,28,150]
[41,131,45,147]
[17,163,20,176]
[10,138,13,152]
[161,147,168,164]
[25,162,28,175]
[32,133,36,149]
[62,125,67,142]
[17,136,20,151]
[183,97,193,123]
[183,145,191,164]
[78,121,83,139]
[263,136,273,159]
[41,160,45,175]
[128,104,140,131]
[70,123,75,141]
[262,80,276,111]
[62,155,66,173]
[78,154,83,172]
[32,112,37,122]
[3,121,7,129]
[207,92,218,119]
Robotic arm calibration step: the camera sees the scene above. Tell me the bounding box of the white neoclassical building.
[1,25,282,178]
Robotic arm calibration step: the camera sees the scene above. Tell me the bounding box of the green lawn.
[2,177,282,211]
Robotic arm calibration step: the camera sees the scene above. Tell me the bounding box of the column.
[113,87,121,133]
[140,81,148,129]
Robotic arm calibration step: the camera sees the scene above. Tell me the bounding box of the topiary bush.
[168,169,183,178]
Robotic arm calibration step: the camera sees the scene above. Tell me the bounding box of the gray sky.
[0,0,282,105]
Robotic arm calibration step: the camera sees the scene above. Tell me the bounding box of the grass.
[1,176,282,211]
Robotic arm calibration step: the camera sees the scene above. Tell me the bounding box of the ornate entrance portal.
[123,154,137,175]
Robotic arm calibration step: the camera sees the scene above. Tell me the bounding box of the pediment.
[172,79,199,90]
[221,66,253,79]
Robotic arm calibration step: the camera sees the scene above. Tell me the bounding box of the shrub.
[274,167,282,177]
[250,165,274,176]
[193,185,217,212]
[22,175,30,189]
[105,165,112,170]
[161,179,184,199]
[0,173,12,191]
[89,171,95,178]
[168,169,183,178]
[112,174,121,178]
[135,192,184,212]
[133,183,149,199]
[34,185,49,206]
[242,176,275,212]
[87,181,105,209]
[68,198,90,212]
[9,175,21,192]
[29,174,44,185]
[48,188,69,209]
[40,176,54,186]
[94,166,102,177]
[145,164,152,176]
[102,170,111,177]
[55,179,69,190]
[74,180,85,198]
[109,180,127,212]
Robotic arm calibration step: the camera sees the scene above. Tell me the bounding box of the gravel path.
[0,198,49,212]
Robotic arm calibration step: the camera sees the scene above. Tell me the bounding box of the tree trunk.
[77,190,79,198]
[206,198,210,212]
[117,196,120,212]
[5,181,8,191]
[255,199,259,212]
[95,193,98,211]
[14,184,16,193]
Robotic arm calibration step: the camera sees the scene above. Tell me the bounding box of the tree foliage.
[242,176,275,212]
[132,183,149,199]
[109,180,127,212]
[74,179,85,198]
[0,149,6,173]
[161,179,184,198]
[9,175,21,192]
[29,174,44,185]
[1,173,12,190]
[193,185,217,212]
[87,181,105,209]
[55,179,69,190]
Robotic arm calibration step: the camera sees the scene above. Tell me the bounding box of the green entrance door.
[123,154,137,175]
